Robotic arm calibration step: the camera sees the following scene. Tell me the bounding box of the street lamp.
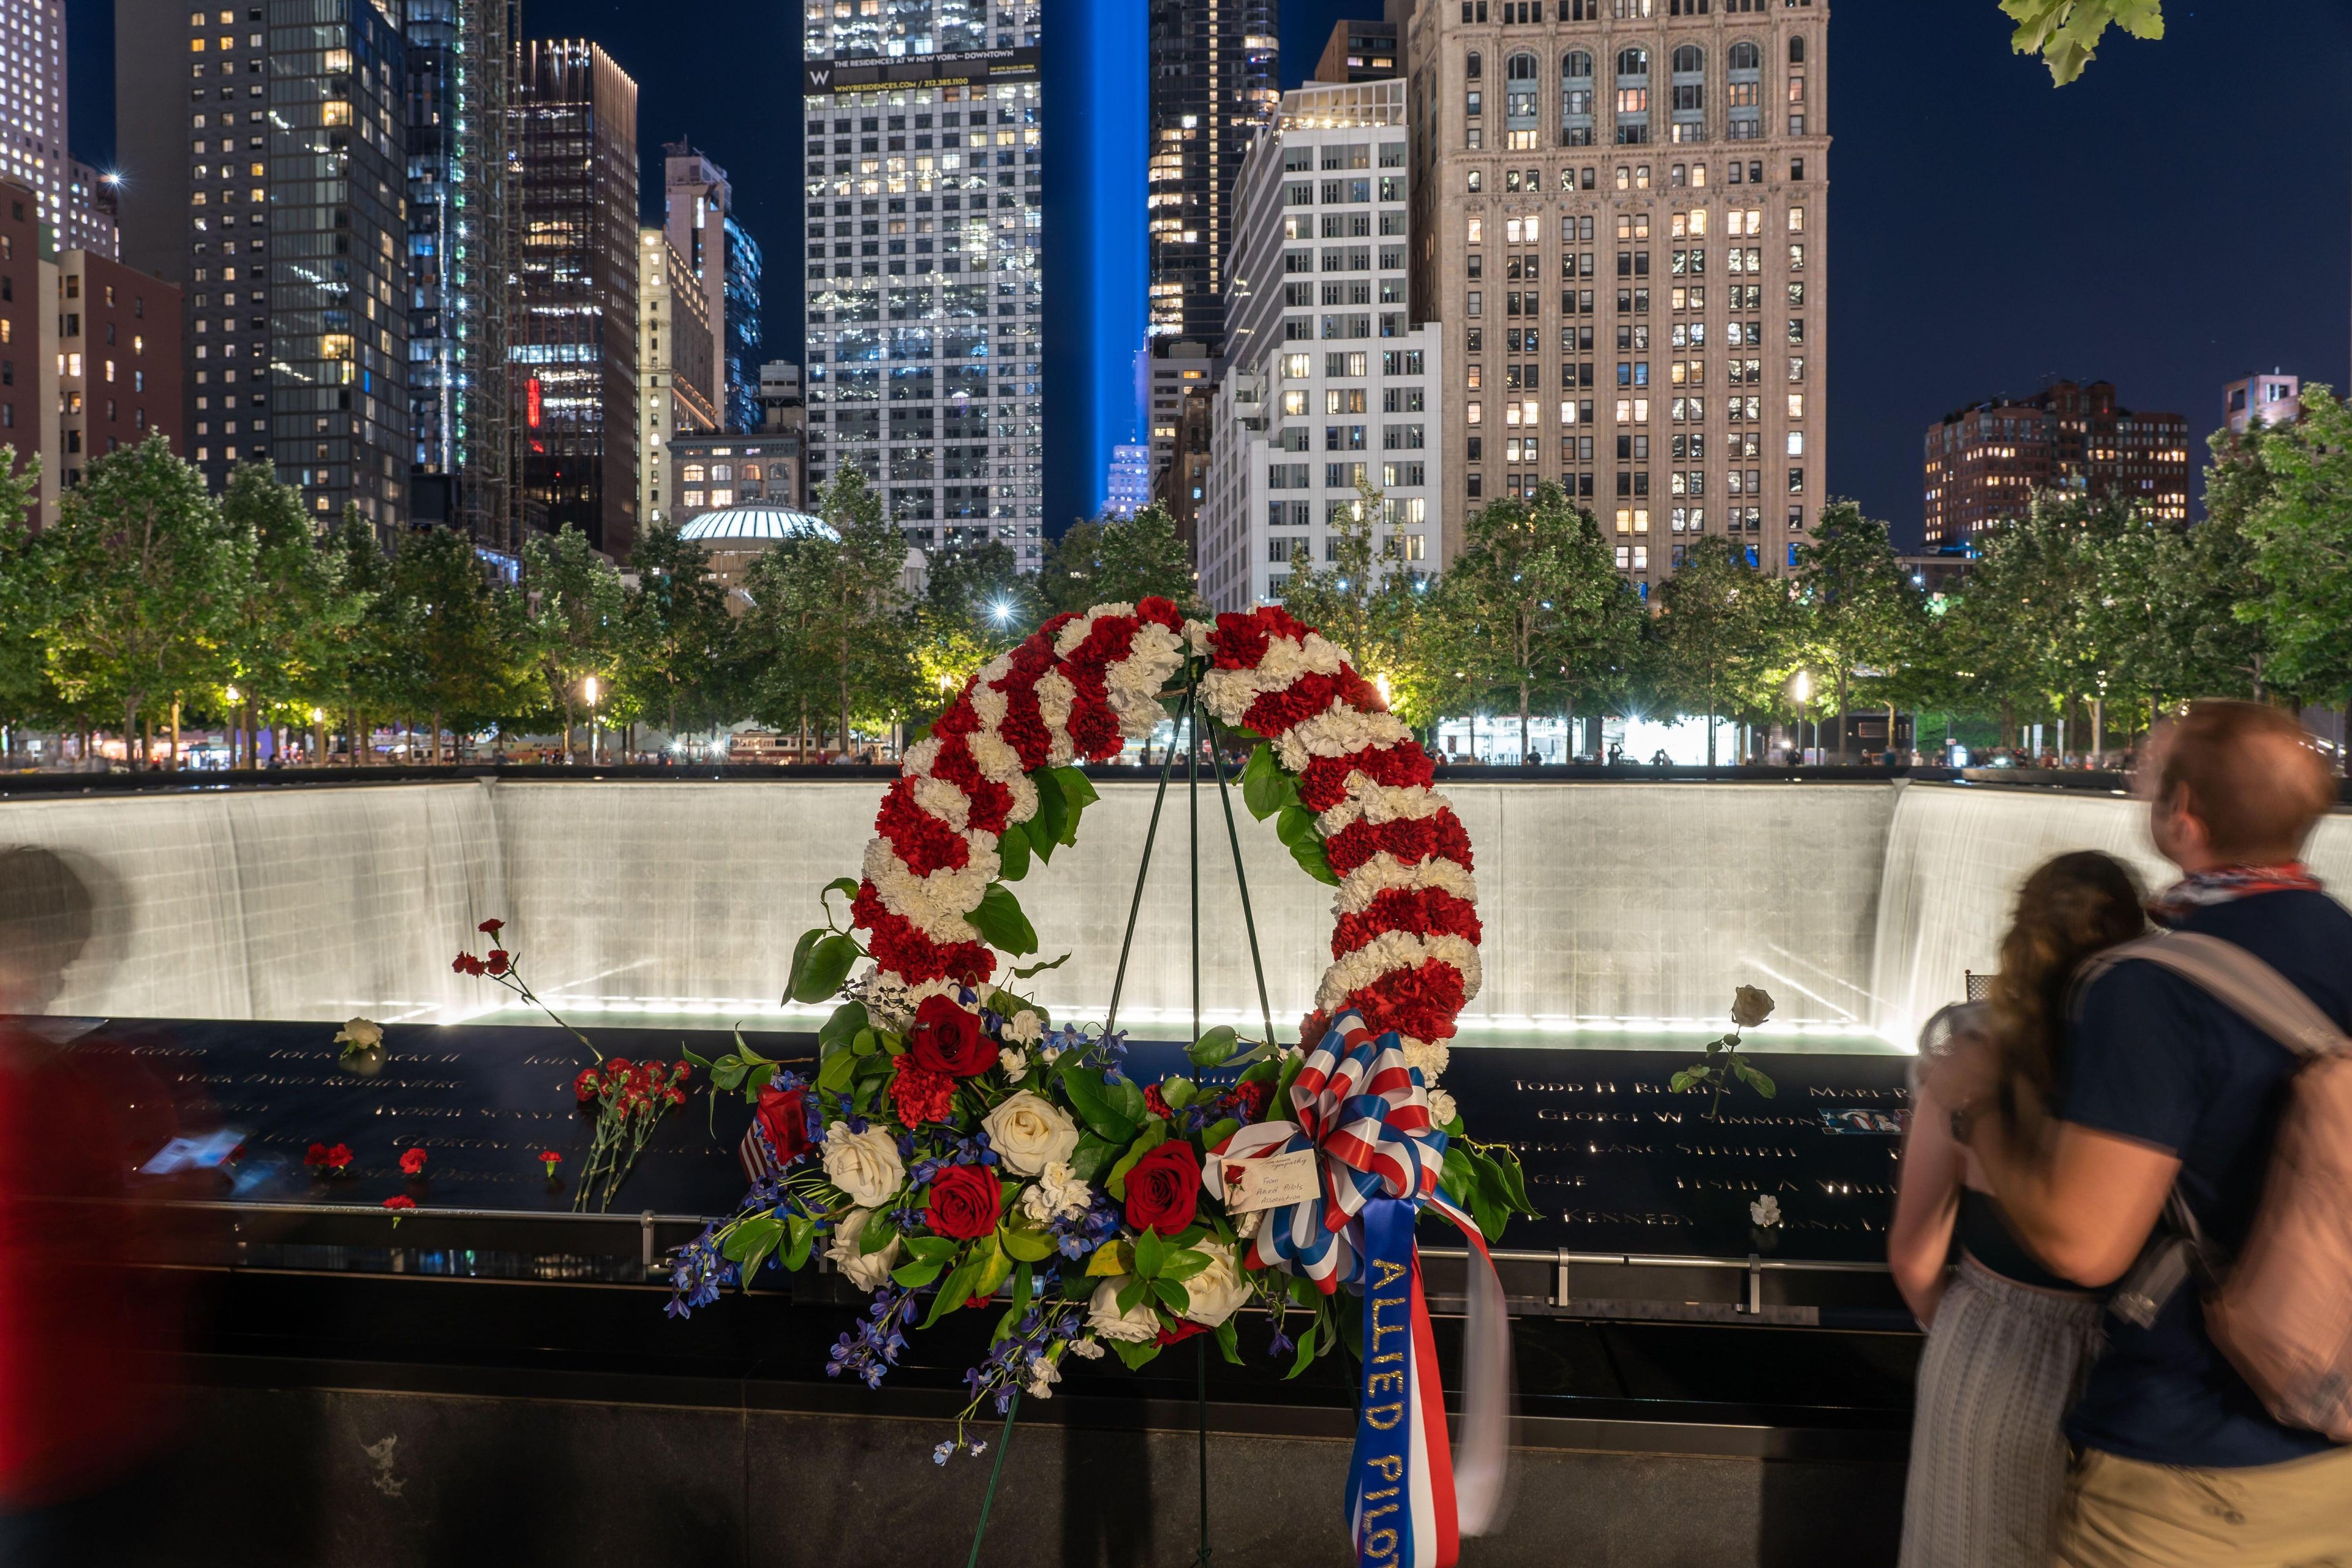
[583,675,600,765]
[1791,671,1812,765]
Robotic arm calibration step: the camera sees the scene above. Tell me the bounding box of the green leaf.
[821,875,862,910]
[782,927,824,1003]
[1030,767,1068,859]
[1108,1334,1161,1371]
[1161,1074,1199,1111]
[902,1235,959,1265]
[721,1214,783,1264]
[1286,1317,1321,1379]
[791,933,859,1003]
[1106,1120,1169,1201]
[1186,1025,1239,1069]
[1152,1276,1192,1314]
[816,1046,858,1095]
[1200,1117,1240,1153]
[1275,801,1318,850]
[1667,1069,1697,1094]
[859,1208,899,1256]
[680,1047,714,1071]
[816,1001,869,1052]
[1061,1069,1139,1145]
[710,1057,751,1092]
[1066,1129,1120,1184]
[1215,1316,1243,1365]
[891,1258,944,1288]
[996,817,1032,881]
[968,1236,1013,1301]
[1115,1276,1150,1315]
[1085,1238,1134,1277]
[1000,1223,1055,1263]
[1240,742,1287,821]
[1158,1247,1213,1284]
[968,883,1040,957]
[1051,765,1100,815]
[1106,1076,1148,1127]
[783,1215,817,1272]
[1133,1226,1167,1280]
[1010,951,1071,981]
[1289,835,1341,886]
[1011,1261,1034,1319]
[1735,1058,1777,1098]
[922,1253,985,1327]
[851,1027,880,1057]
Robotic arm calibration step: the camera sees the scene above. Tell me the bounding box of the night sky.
[65,1,2352,546]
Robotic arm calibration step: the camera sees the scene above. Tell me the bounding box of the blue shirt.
[2058,888,2352,1468]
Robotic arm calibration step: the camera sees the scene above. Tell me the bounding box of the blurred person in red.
[0,845,192,1564]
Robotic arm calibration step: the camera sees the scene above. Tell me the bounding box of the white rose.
[334,1017,383,1052]
[1087,1277,1163,1343]
[1178,1240,1251,1329]
[823,1121,905,1209]
[826,1207,903,1292]
[1018,1161,1093,1225]
[1749,1194,1782,1229]
[982,1091,1080,1177]
[999,1047,1030,1082]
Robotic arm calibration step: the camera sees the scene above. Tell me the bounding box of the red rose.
[1155,1319,1207,1346]
[485,949,511,976]
[478,919,504,936]
[925,1163,1003,1241]
[573,1068,601,1103]
[889,1061,955,1126]
[1124,1140,1201,1235]
[753,1084,812,1163]
[907,996,993,1078]
[399,1147,427,1176]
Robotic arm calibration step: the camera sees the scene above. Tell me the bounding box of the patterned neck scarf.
[2147,862,2324,928]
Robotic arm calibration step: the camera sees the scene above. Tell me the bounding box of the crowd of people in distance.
[1891,700,2351,1568]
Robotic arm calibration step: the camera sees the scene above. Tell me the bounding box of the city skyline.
[52,0,2352,548]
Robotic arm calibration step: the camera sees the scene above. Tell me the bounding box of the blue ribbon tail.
[1347,1196,1419,1568]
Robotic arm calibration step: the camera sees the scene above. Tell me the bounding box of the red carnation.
[382,1195,416,1213]
[1124,1140,1200,1235]
[889,1061,956,1126]
[478,919,504,936]
[1228,1079,1271,1123]
[485,949,511,976]
[573,1068,601,1103]
[907,995,994,1077]
[606,1058,635,1076]
[1143,1083,1172,1120]
[538,1150,564,1177]
[925,1163,1004,1242]
[452,952,485,976]
[304,1142,330,1169]
[399,1147,427,1177]
[324,1143,352,1172]
[753,1082,812,1163]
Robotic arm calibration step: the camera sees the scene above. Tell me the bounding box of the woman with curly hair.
[1890,850,2146,1568]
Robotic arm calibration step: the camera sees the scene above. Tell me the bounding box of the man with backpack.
[1933,699,2352,1566]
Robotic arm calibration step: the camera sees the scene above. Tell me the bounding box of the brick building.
[1922,378,2188,545]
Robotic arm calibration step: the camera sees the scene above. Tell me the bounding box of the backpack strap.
[2079,932,2351,1326]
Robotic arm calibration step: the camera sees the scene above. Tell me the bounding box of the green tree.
[1793,501,1921,761]
[741,469,916,757]
[319,506,398,762]
[915,537,1047,707]
[0,450,53,750]
[1439,484,1643,761]
[1279,478,1382,672]
[391,526,521,762]
[219,462,353,765]
[42,434,239,763]
[2241,385,2352,758]
[624,520,744,743]
[1654,535,1791,764]
[521,524,626,762]
[1041,502,1197,615]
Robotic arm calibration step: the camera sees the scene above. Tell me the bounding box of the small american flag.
[739,1120,780,1185]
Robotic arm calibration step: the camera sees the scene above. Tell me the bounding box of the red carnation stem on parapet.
[450,919,601,1063]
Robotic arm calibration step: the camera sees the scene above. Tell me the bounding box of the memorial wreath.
[666,598,1531,1568]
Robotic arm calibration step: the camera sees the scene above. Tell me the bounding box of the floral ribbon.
[1205,1013,1510,1568]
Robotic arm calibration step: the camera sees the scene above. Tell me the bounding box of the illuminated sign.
[804,45,1040,96]
[527,377,542,428]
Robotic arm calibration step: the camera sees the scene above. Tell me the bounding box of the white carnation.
[998,1047,1029,1082]
[1427,1088,1459,1127]
[1024,1352,1063,1400]
[1401,1037,1450,1083]
[1005,1009,1044,1046]
[1069,1333,1107,1360]
[1017,1160,1093,1224]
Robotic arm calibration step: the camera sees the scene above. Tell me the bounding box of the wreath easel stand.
[965,671,1273,1567]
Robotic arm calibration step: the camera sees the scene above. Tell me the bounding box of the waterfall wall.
[7,778,2344,1040]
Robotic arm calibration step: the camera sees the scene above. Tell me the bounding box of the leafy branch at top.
[2000,0,2163,85]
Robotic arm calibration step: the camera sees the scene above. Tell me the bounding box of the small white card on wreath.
[1218,1148,1321,1212]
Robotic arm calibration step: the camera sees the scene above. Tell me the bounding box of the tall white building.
[800,1,1045,567]
[638,227,716,532]
[1198,78,1442,612]
[2,0,113,255]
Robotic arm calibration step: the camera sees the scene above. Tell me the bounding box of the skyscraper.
[1312,18,1401,83]
[1196,77,1442,612]
[801,0,1045,567]
[514,39,639,557]
[1404,0,1830,589]
[116,0,412,529]
[1921,379,2188,545]
[638,226,714,530]
[404,0,518,549]
[4,0,115,257]
[1145,0,1278,349]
